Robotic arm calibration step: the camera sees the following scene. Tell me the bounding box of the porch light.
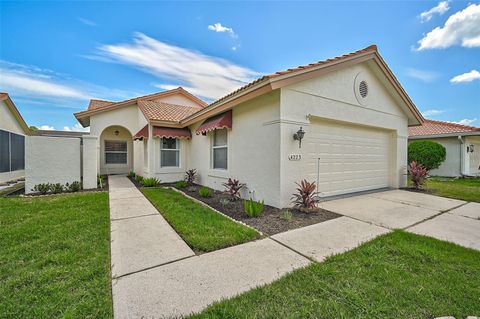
[468,144,474,153]
[293,127,305,148]
[114,130,120,136]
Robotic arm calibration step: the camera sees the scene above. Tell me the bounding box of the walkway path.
[108,175,194,278]
[108,177,479,318]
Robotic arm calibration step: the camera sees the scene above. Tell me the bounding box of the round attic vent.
[359,80,368,98]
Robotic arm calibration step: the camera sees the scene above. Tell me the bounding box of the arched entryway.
[99,125,133,175]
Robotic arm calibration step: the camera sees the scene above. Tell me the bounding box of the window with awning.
[133,125,192,140]
[195,110,232,135]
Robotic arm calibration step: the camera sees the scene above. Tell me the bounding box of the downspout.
[458,136,465,176]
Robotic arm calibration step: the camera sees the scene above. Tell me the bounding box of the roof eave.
[1,94,31,135]
[409,132,480,139]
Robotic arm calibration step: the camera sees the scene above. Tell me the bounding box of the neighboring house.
[75,45,423,208]
[0,93,30,184]
[409,120,480,177]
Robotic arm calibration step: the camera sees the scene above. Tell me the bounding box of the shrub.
[32,183,51,195]
[50,183,64,194]
[97,175,105,188]
[66,181,82,192]
[199,186,213,198]
[185,169,197,186]
[222,178,245,201]
[141,177,161,187]
[135,175,144,184]
[291,179,319,209]
[408,161,429,189]
[176,180,188,188]
[408,140,446,170]
[128,171,136,178]
[244,198,264,218]
[281,210,293,221]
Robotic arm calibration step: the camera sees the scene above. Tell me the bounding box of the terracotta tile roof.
[409,119,480,137]
[138,100,202,122]
[208,45,378,108]
[87,99,115,110]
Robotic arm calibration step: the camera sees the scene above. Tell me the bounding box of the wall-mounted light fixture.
[467,144,475,153]
[114,130,120,136]
[293,127,305,148]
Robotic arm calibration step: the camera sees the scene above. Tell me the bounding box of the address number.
[288,154,302,161]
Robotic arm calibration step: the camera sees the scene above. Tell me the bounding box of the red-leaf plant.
[222,178,245,201]
[185,169,197,186]
[408,161,428,189]
[291,179,320,209]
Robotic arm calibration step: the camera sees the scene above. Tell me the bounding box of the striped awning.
[133,125,192,140]
[195,110,232,135]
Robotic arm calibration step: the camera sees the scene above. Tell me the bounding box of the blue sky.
[0,1,479,131]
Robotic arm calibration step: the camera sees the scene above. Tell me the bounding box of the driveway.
[321,190,480,250]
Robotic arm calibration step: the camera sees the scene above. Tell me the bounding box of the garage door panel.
[306,119,392,197]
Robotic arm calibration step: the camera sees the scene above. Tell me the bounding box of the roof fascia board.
[269,53,375,89]
[371,53,424,125]
[2,95,31,135]
[409,132,480,139]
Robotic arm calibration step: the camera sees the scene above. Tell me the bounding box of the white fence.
[25,135,98,194]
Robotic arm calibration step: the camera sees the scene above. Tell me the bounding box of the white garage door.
[305,119,392,197]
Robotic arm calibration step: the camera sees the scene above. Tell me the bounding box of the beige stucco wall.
[25,136,80,193]
[408,136,480,177]
[187,91,281,207]
[279,61,409,206]
[0,100,26,183]
[409,137,462,177]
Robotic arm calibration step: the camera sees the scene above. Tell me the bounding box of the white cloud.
[208,23,236,36]
[0,62,86,99]
[78,17,97,27]
[419,1,450,22]
[93,32,258,100]
[406,68,439,82]
[422,109,445,117]
[63,123,90,132]
[452,118,477,125]
[0,60,143,107]
[417,3,480,50]
[450,69,480,83]
[38,125,55,130]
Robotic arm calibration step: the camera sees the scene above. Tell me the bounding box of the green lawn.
[426,177,480,202]
[0,193,112,318]
[191,231,480,318]
[142,188,260,253]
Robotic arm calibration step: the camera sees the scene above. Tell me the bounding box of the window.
[161,138,180,167]
[0,129,25,173]
[105,140,127,164]
[212,128,228,170]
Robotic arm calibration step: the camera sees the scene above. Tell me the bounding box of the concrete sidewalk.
[112,238,310,318]
[108,175,194,278]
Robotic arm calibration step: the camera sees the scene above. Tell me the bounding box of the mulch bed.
[5,176,109,197]
[166,183,341,236]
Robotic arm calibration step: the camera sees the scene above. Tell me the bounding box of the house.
[409,120,480,177]
[0,93,30,184]
[74,45,423,208]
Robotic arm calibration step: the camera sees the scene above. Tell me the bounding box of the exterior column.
[82,135,98,189]
[147,124,155,178]
[395,134,408,188]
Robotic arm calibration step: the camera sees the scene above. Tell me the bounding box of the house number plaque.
[288,154,302,161]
